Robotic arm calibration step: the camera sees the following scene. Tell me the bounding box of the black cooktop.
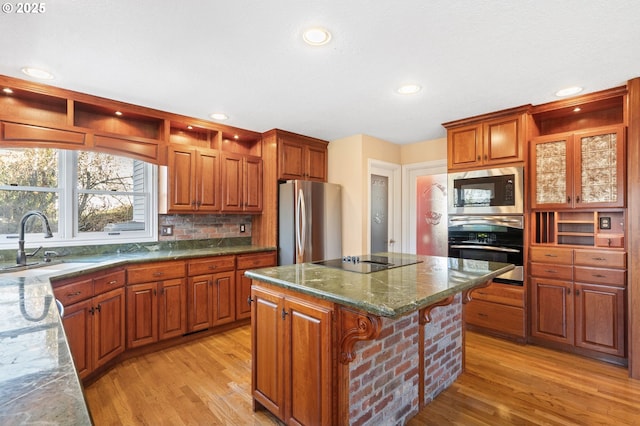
[313,254,422,274]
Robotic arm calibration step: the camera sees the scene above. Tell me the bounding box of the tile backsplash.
[159,214,252,241]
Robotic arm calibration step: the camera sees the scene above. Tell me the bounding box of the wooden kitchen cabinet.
[529,246,627,361]
[54,268,126,379]
[221,152,263,212]
[236,251,277,320]
[530,125,626,209]
[187,256,237,332]
[445,110,527,171]
[126,261,187,348]
[464,282,525,339]
[164,145,220,213]
[277,132,328,182]
[252,284,333,426]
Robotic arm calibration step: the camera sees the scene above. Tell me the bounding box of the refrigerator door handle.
[296,189,306,259]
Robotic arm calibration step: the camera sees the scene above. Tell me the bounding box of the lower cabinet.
[126,261,187,349]
[54,268,126,379]
[529,247,627,360]
[252,284,333,426]
[236,251,277,320]
[464,282,525,339]
[187,256,237,332]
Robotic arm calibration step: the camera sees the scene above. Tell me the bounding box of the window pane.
[76,151,136,192]
[0,191,59,235]
[0,148,58,187]
[78,193,146,232]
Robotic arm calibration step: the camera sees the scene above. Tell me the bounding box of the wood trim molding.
[627,77,640,379]
[337,306,382,364]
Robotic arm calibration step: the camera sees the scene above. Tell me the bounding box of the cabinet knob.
[576,289,580,296]
[281,308,288,320]
[477,155,481,161]
[576,195,581,203]
[567,196,571,203]
[567,288,571,295]
[247,296,253,306]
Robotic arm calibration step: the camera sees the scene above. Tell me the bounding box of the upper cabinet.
[273,129,328,182]
[529,87,628,210]
[530,125,626,209]
[444,107,529,171]
[221,152,263,212]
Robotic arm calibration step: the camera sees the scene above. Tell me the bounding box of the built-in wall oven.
[448,215,524,285]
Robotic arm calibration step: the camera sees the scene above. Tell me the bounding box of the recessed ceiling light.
[303,27,332,46]
[3,88,13,94]
[555,86,583,97]
[210,113,228,121]
[21,67,54,80]
[397,84,422,95]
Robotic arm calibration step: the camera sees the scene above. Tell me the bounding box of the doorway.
[402,160,447,255]
[369,160,401,254]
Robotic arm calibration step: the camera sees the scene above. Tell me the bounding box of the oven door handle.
[449,244,521,253]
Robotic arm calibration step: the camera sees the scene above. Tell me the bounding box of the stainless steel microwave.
[447,167,524,215]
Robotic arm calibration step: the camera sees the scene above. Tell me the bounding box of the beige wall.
[328,134,447,254]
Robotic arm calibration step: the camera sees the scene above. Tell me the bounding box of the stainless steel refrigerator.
[278,180,342,265]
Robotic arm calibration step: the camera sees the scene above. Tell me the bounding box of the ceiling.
[2,1,639,145]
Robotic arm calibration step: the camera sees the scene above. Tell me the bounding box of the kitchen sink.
[0,262,90,278]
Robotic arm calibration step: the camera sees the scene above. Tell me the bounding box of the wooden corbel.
[419,295,455,325]
[338,306,382,364]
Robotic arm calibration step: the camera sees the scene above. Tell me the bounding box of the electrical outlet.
[240,224,246,233]
[160,225,174,236]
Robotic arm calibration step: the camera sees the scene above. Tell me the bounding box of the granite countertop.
[0,244,275,425]
[244,253,515,318]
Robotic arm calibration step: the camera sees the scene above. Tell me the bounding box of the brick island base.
[346,294,463,425]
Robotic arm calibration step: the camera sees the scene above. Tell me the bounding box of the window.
[0,148,157,248]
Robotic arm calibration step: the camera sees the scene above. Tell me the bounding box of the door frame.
[368,159,401,253]
[401,160,447,254]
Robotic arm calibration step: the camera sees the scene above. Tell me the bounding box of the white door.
[402,160,447,255]
[369,160,401,253]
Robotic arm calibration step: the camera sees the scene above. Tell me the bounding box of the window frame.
[0,148,158,249]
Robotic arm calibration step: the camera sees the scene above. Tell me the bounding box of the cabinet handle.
[545,269,558,274]
[592,257,606,261]
[592,274,606,278]
[67,291,82,297]
[281,308,288,320]
[153,271,164,277]
[247,296,253,306]
[208,265,217,270]
[89,306,95,315]
[567,196,571,203]
[153,289,157,296]
[478,313,488,318]
[544,254,558,258]
[108,280,118,285]
[576,289,580,296]
[576,195,580,203]
[483,154,487,160]
[477,155,481,161]
[96,304,102,313]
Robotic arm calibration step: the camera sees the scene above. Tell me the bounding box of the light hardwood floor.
[85,327,640,425]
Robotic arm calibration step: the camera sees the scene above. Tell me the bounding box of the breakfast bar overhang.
[245,253,514,425]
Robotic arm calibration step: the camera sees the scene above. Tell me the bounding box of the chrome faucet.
[16,210,53,266]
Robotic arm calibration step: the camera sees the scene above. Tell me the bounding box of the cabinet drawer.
[529,247,573,264]
[595,234,624,249]
[93,269,126,295]
[188,256,235,276]
[236,252,277,270]
[127,260,185,284]
[574,266,626,287]
[574,250,626,269]
[465,300,525,337]
[54,278,93,306]
[530,262,573,281]
[470,283,524,307]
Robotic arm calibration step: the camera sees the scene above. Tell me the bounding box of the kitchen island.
[245,253,514,426]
